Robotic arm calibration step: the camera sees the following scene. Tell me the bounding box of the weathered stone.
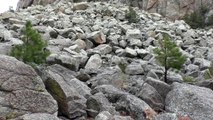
[154,113,178,120]
[86,92,116,117]
[92,44,112,55]
[85,54,102,70]
[165,82,213,120]
[146,77,171,99]
[88,67,126,88]
[72,17,85,24]
[43,64,89,119]
[126,29,142,40]
[125,47,137,57]
[126,76,164,111]
[95,111,112,120]
[55,54,81,71]
[88,31,106,44]
[73,2,89,11]
[193,58,211,70]
[0,55,58,119]
[125,63,144,75]
[92,85,152,120]
[15,113,60,120]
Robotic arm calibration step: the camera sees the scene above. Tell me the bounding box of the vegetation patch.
[183,6,213,29]
[154,34,186,83]
[10,21,50,65]
[125,7,140,23]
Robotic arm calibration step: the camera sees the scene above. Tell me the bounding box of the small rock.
[85,54,102,70]
[88,31,106,44]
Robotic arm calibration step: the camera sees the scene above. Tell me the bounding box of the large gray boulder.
[165,82,213,120]
[92,85,152,120]
[42,64,91,119]
[86,92,117,117]
[0,55,58,119]
[88,67,127,88]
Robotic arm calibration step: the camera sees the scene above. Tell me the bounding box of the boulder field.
[1,0,213,120]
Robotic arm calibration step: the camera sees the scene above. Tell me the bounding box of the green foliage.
[183,5,212,29]
[183,75,195,83]
[10,21,50,65]
[184,12,205,29]
[118,62,127,73]
[125,6,139,23]
[204,63,213,80]
[154,34,187,82]
[207,15,213,26]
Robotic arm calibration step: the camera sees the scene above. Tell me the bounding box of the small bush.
[204,63,213,80]
[125,6,139,23]
[154,34,186,83]
[10,21,50,65]
[207,15,213,26]
[183,75,195,83]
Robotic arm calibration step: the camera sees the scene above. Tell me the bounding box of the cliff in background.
[17,0,213,19]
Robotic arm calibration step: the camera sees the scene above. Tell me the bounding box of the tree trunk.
[164,68,167,83]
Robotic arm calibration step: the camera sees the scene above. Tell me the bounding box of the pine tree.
[154,34,186,83]
[10,21,50,65]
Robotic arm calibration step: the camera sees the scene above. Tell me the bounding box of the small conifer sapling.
[154,34,186,83]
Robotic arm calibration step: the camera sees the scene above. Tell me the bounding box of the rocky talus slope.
[16,0,213,19]
[1,0,213,120]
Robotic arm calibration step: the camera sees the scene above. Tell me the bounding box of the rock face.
[16,0,213,19]
[17,0,57,9]
[121,0,213,19]
[0,55,58,119]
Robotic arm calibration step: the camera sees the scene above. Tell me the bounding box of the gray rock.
[112,115,134,120]
[136,49,150,59]
[126,29,142,40]
[127,76,164,111]
[186,64,199,73]
[72,17,85,24]
[196,80,213,90]
[129,39,142,47]
[86,92,116,117]
[85,54,102,70]
[88,31,106,44]
[125,47,137,57]
[95,111,112,120]
[48,39,72,47]
[15,113,60,120]
[125,63,144,75]
[88,67,126,88]
[92,44,112,55]
[146,77,171,99]
[0,55,58,118]
[193,58,211,70]
[165,82,213,120]
[74,39,87,49]
[167,72,183,83]
[73,2,89,11]
[116,94,151,120]
[154,113,178,120]
[92,85,151,120]
[0,28,12,41]
[44,64,88,119]
[55,54,81,71]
